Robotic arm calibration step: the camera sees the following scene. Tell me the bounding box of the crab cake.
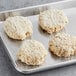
[39,9,68,34]
[49,33,76,57]
[17,40,47,65]
[4,16,33,40]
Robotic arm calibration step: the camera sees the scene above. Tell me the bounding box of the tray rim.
[0,0,72,14]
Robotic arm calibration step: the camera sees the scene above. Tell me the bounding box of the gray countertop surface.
[0,0,76,76]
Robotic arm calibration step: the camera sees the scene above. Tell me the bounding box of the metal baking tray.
[0,0,76,74]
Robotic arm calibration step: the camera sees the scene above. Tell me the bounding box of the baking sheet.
[0,0,76,74]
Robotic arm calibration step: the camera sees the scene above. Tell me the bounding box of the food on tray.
[4,16,33,40]
[49,32,76,57]
[39,9,68,34]
[17,40,47,65]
